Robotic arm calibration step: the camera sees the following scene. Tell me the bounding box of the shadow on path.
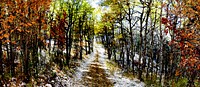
[81,51,113,87]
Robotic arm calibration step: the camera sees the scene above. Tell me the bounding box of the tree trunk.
[9,33,14,77]
[138,2,144,80]
[79,17,83,60]
[0,41,3,76]
[145,0,152,78]
[23,39,30,82]
[159,0,164,84]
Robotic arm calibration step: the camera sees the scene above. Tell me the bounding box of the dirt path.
[63,40,145,87]
[81,51,113,87]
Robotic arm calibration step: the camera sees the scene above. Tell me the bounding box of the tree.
[162,0,200,86]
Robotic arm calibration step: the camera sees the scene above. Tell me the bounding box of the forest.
[0,0,199,87]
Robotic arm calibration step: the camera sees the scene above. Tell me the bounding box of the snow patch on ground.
[58,41,98,87]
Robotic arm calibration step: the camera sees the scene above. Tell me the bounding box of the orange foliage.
[0,0,51,41]
[162,0,200,78]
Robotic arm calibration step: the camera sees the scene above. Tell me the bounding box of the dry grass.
[106,61,120,75]
[122,71,135,80]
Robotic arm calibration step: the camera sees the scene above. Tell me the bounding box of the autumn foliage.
[99,0,199,86]
[0,0,95,86]
[0,0,199,86]
[0,0,51,84]
[162,0,200,86]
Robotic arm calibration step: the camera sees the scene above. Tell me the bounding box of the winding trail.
[81,51,113,87]
[65,40,145,87]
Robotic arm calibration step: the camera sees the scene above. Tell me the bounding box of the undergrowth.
[106,61,120,75]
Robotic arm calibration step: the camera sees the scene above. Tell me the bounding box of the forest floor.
[57,41,145,87]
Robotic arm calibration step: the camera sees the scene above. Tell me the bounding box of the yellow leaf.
[20,23,24,26]
[8,19,13,23]
[0,36,3,39]
[32,21,36,25]
[43,24,47,30]
[191,29,194,34]
[11,30,14,33]
[17,28,22,32]
[26,30,30,33]
[10,15,16,19]
[27,23,32,26]
[5,40,10,43]
[3,34,9,38]
[0,31,3,34]
[197,6,200,11]
[42,19,45,23]
[116,34,123,39]
[175,70,180,76]
[12,41,17,45]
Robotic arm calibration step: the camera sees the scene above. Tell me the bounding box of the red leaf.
[174,29,178,34]
[167,25,173,30]
[164,29,168,34]
[161,17,168,25]
[169,40,174,46]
